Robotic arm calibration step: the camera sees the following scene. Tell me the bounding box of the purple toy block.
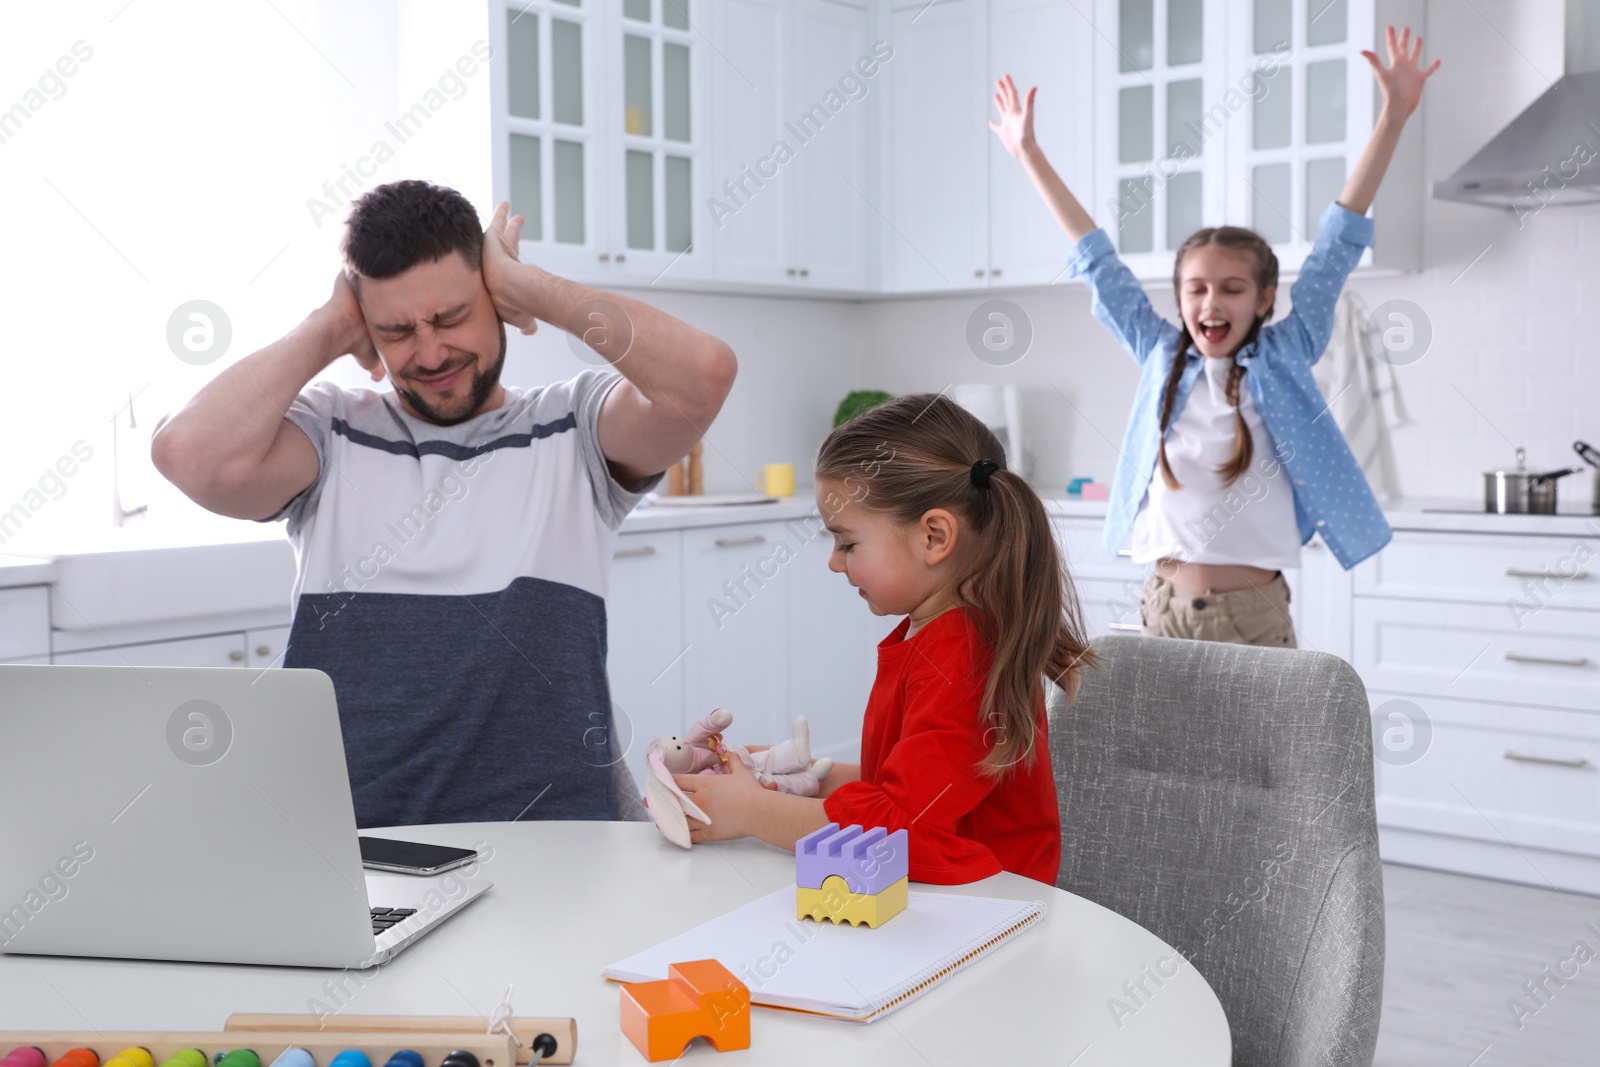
[795,823,909,895]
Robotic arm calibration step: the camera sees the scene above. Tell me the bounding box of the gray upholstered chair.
[1048,634,1384,1067]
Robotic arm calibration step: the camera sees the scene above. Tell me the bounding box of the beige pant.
[1139,571,1297,648]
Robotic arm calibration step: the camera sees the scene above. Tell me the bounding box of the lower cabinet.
[606,531,688,789]
[605,515,877,791]
[0,585,51,663]
[681,522,796,748]
[52,632,251,668]
[1357,528,1600,894]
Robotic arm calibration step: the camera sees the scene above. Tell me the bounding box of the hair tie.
[970,458,1001,489]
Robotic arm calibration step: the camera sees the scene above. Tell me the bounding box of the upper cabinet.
[491,0,713,282]
[1094,0,1421,278]
[705,0,875,291]
[878,0,1094,291]
[489,0,1421,294]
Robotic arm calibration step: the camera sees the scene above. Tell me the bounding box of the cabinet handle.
[1503,749,1589,769]
[714,535,766,549]
[799,268,809,277]
[1504,651,1590,668]
[1116,549,1133,558]
[1107,622,1143,632]
[615,253,627,263]
[990,268,1002,277]
[787,268,797,276]
[1506,567,1591,580]
[614,545,658,559]
[599,253,611,262]
[974,269,985,278]
[255,645,271,657]
[229,649,244,662]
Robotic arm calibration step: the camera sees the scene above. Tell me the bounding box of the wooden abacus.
[0,1013,576,1067]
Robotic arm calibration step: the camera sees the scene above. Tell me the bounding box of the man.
[153,180,736,827]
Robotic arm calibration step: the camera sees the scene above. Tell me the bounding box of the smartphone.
[359,836,479,876]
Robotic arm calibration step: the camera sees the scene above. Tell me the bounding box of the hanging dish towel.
[1311,289,1411,500]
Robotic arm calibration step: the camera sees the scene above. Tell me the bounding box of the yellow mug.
[758,463,795,497]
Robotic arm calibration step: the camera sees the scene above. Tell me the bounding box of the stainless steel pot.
[1576,440,1600,514]
[1483,448,1587,514]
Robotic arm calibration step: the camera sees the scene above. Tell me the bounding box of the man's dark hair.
[341,180,483,283]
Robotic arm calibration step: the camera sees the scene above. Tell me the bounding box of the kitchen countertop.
[0,555,57,589]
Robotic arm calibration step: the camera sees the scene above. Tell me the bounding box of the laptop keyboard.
[370,906,418,936]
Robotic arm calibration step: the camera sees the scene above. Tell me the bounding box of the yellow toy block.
[796,874,908,928]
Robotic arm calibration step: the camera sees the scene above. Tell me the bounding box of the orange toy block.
[619,959,750,1062]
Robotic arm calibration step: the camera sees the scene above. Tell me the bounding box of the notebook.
[603,887,1045,1023]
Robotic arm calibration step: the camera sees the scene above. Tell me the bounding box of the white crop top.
[1129,355,1302,570]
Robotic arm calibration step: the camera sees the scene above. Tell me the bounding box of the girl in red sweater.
[677,394,1096,885]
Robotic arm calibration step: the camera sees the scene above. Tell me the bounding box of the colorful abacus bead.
[380,1054,421,1067]
[213,1051,258,1067]
[1,1049,47,1067]
[327,1051,370,1067]
[50,1050,99,1067]
[157,1051,206,1067]
[438,1052,478,1067]
[104,1048,152,1067]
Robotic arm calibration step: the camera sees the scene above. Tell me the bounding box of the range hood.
[1432,0,1600,210]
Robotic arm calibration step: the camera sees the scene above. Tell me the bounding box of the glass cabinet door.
[609,0,707,277]
[1094,0,1225,270]
[499,0,598,265]
[1229,0,1375,258]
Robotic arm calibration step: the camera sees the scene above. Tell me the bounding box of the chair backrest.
[1049,635,1384,1067]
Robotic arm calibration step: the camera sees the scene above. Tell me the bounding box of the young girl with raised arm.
[989,27,1439,647]
[674,394,1095,885]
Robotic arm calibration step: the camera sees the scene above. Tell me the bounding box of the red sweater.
[823,609,1062,886]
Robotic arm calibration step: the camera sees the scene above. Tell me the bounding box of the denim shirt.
[1066,201,1392,571]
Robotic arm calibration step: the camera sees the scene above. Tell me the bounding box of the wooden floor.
[1375,863,1600,1066]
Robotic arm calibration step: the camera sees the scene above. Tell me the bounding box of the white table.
[0,822,1231,1065]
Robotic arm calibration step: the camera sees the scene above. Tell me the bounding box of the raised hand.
[987,74,1037,160]
[482,201,539,336]
[1361,25,1440,119]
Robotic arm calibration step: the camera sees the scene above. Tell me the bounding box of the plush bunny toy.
[643,708,835,849]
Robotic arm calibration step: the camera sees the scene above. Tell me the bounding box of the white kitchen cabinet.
[880,0,991,291]
[787,0,874,290]
[245,624,293,669]
[1290,536,1352,661]
[0,586,51,663]
[706,0,792,286]
[1092,0,1232,278]
[53,632,249,669]
[605,530,687,786]
[605,0,715,280]
[986,0,1096,287]
[707,0,873,290]
[1092,0,1422,280]
[680,522,794,744]
[493,0,714,283]
[787,514,875,762]
[492,0,610,278]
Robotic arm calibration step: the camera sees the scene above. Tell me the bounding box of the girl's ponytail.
[816,394,1096,777]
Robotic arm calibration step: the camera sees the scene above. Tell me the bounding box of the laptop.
[0,663,490,968]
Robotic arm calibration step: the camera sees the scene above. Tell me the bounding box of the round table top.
[0,821,1231,1065]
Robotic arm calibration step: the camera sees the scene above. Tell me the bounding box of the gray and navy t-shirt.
[270,369,655,828]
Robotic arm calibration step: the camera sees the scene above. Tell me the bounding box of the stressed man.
[153,180,736,827]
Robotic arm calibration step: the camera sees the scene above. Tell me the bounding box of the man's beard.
[394,326,508,427]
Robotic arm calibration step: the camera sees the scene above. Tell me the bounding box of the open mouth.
[1198,318,1231,345]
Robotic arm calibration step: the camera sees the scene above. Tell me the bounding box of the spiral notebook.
[603,887,1045,1023]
